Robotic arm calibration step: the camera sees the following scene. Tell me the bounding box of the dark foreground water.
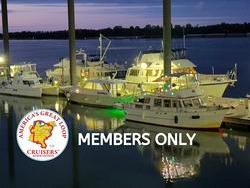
[0,96,250,188]
[0,38,250,188]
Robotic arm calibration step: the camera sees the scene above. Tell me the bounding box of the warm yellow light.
[0,56,5,64]
[140,63,147,69]
[76,114,81,121]
[53,80,59,86]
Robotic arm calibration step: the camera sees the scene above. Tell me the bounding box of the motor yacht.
[66,78,140,108]
[46,35,127,85]
[125,49,237,97]
[123,88,228,130]
[0,68,43,98]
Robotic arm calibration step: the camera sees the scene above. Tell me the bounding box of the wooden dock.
[206,96,250,131]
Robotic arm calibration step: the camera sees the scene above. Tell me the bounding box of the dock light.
[140,63,148,69]
[53,80,59,86]
[0,56,5,64]
[75,89,80,94]
[76,113,81,121]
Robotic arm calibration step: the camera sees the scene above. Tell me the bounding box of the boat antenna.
[183,27,186,49]
[99,34,112,63]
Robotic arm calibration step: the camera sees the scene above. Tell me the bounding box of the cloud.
[1,1,250,31]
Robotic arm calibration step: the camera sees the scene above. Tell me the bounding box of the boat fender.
[174,116,178,124]
[192,115,200,119]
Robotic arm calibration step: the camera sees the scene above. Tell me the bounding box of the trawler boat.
[126,49,237,97]
[0,63,60,96]
[46,35,127,85]
[0,69,43,98]
[66,79,139,108]
[123,88,228,130]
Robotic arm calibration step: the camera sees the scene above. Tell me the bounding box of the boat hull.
[68,92,118,108]
[124,108,226,130]
[199,82,230,97]
[42,86,60,96]
[0,87,42,98]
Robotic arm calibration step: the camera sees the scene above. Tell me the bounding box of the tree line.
[1,23,250,40]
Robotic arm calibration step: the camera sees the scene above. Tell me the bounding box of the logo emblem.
[17,109,69,161]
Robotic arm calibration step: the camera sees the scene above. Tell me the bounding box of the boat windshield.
[129,69,140,76]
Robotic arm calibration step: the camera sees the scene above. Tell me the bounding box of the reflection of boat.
[119,122,230,182]
[124,88,228,129]
[64,103,125,131]
[0,95,67,120]
[46,35,127,85]
[66,79,138,107]
[125,50,237,97]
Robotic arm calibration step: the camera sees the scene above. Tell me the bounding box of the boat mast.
[67,0,77,85]
[1,0,10,74]
[163,0,172,77]
[99,34,103,63]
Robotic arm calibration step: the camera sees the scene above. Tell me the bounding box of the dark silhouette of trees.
[1,23,250,40]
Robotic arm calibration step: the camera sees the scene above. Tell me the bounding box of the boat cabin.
[79,79,128,97]
[134,90,204,110]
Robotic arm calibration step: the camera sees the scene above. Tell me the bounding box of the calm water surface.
[0,38,250,188]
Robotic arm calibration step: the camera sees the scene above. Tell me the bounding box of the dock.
[206,96,250,130]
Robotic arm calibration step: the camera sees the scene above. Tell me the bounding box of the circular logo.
[17,109,69,161]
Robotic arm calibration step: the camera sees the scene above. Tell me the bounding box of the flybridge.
[78,132,196,146]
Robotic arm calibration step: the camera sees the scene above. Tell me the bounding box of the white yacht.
[66,79,139,108]
[126,50,237,97]
[46,35,127,85]
[123,88,228,130]
[0,63,60,96]
[0,67,43,98]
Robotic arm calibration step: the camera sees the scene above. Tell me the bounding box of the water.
[0,38,250,188]
[0,37,250,97]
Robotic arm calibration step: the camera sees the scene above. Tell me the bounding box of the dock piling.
[67,0,77,85]
[1,0,10,72]
[163,0,172,77]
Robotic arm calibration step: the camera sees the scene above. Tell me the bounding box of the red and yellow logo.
[17,109,69,161]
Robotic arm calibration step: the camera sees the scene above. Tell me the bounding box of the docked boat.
[1,63,60,96]
[0,68,43,98]
[123,88,228,130]
[46,35,127,85]
[66,79,139,108]
[125,49,237,97]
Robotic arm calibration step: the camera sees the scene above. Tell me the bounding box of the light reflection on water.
[0,95,250,188]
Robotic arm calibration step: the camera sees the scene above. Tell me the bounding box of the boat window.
[172,100,179,108]
[192,98,201,107]
[144,98,151,104]
[135,104,143,109]
[164,99,171,108]
[146,70,159,77]
[154,99,162,107]
[95,83,104,91]
[129,69,139,76]
[138,98,145,103]
[183,100,193,107]
[83,82,93,89]
[23,80,35,85]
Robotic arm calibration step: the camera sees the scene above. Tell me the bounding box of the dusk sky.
[1,0,249,31]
